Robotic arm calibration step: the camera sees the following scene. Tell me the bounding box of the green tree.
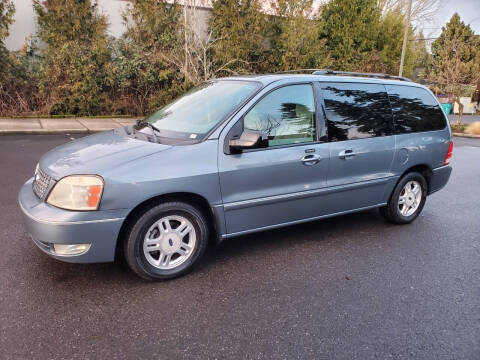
[115,0,186,114]
[209,0,268,74]
[411,31,429,70]
[269,0,331,71]
[320,0,381,71]
[0,0,15,76]
[375,10,415,76]
[1,38,43,116]
[0,1,39,116]
[427,13,480,124]
[33,0,113,115]
[0,0,15,115]
[0,0,14,42]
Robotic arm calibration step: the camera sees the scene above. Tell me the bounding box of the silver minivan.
[19,71,453,280]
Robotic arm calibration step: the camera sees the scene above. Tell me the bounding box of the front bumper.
[18,178,129,263]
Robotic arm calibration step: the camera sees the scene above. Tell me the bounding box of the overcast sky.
[4,0,480,51]
[421,0,480,37]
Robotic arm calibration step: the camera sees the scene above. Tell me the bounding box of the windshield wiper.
[135,119,161,142]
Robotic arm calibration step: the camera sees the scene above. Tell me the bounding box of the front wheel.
[124,201,209,280]
[380,172,427,224]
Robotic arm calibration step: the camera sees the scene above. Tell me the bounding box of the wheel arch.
[115,192,221,261]
[399,164,433,194]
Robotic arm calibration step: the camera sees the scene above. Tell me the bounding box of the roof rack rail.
[312,69,411,82]
[274,69,324,74]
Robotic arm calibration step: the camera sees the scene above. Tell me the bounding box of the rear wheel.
[124,201,209,280]
[380,171,427,224]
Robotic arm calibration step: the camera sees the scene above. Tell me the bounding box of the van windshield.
[144,80,259,140]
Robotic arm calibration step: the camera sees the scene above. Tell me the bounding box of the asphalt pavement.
[0,134,479,359]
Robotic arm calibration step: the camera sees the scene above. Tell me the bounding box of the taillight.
[444,140,453,165]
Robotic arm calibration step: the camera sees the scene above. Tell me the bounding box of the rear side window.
[386,85,446,134]
[322,82,393,142]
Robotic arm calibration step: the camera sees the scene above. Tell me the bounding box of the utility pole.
[184,0,188,81]
[399,0,412,77]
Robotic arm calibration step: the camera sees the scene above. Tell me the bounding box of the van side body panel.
[216,78,452,239]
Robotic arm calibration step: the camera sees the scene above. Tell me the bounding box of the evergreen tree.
[375,11,415,76]
[33,0,113,115]
[320,0,381,71]
[209,0,268,74]
[0,0,14,76]
[427,13,480,124]
[1,1,40,116]
[115,0,185,114]
[270,0,331,71]
[0,0,15,114]
[412,31,429,70]
[0,0,14,42]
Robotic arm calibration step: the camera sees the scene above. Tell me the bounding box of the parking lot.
[1,135,479,359]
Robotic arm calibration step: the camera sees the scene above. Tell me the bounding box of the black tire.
[380,171,427,224]
[124,201,209,280]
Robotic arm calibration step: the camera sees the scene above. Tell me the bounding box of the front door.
[320,82,396,213]
[218,84,330,236]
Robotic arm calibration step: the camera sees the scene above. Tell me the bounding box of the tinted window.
[322,83,393,142]
[386,85,446,134]
[244,84,316,147]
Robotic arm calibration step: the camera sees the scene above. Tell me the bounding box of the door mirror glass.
[229,129,268,152]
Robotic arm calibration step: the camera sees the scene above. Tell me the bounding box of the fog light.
[53,244,91,256]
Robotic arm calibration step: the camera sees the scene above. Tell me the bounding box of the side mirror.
[229,129,268,152]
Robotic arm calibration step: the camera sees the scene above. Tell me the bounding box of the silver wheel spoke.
[412,184,420,195]
[145,242,161,251]
[145,236,160,244]
[162,254,172,266]
[180,242,192,250]
[177,247,188,256]
[177,221,191,236]
[157,253,167,266]
[161,219,171,232]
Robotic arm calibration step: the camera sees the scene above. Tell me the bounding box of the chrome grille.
[33,168,53,199]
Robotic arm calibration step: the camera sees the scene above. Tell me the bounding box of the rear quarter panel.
[393,128,452,172]
[384,127,451,202]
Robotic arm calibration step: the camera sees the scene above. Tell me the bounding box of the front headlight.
[47,175,104,211]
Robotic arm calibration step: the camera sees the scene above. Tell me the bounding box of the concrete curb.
[452,132,480,139]
[0,129,96,135]
[0,117,138,135]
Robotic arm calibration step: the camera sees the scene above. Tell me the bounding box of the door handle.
[338,149,355,160]
[301,154,321,166]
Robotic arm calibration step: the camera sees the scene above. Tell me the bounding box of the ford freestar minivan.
[19,70,453,280]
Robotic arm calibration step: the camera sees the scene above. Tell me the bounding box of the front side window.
[243,84,316,147]
[386,85,447,134]
[322,82,393,142]
[146,80,259,139]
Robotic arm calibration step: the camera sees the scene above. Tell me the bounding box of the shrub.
[466,121,480,135]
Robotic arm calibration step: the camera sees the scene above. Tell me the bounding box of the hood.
[39,131,171,179]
